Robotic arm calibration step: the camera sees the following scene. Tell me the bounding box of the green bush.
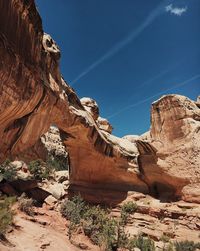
[121,201,138,214]
[60,195,85,224]
[0,196,16,235]
[0,159,16,181]
[174,240,200,251]
[115,225,130,249]
[60,195,117,250]
[120,201,137,225]
[18,195,35,216]
[82,205,117,249]
[47,155,68,171]
[28,157,68,181]
[134,235,155,251]
[28,160,51,180]
[61,196,155,251]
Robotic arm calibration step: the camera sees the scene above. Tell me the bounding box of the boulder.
[11,161,23,171]
[44,183,66,200]
[80,97,99,120]
[97,117,113,133]
[44,195,57,207]
[54,170,69,183]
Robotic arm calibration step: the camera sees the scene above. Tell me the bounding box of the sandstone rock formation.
[80,97,99,121]
[137,95,200,202]
[81,97,113,133]
[0,0,199,204]
[0,0,147,204]
[122,135,140,143]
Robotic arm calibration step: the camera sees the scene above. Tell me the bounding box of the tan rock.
[122,135,139,143]
[44,183,66,200]
[181,184,200,204]
[44,195,57,206]
[0,0,199,205]
[97,117,113,133]
[11,161,23,171]
[80,97,99,120]
[137,95,200,202]
[0,0,149,204]
[54,170,69,183]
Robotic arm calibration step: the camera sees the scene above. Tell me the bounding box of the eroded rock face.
[0,0,199,204]
[137,95,200,202]
[80,97,99,121]
[0,0,148,203]
[97,117,113,133]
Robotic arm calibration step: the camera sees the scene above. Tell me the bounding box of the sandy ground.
[0,212,80,251]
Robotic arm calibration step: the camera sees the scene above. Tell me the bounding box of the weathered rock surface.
[137,95,200,202]
[122,135,140,143]
[0,0,149,203]
[97,117,113,133]
[80,97,99,121]
[0,0,199,204]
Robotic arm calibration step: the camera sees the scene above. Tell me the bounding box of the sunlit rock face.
[137,95,200,202]
[80,97,99,121]
[0,0,199,204]
[0,0,148,204]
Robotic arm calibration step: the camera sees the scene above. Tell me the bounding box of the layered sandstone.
[137,95,200,202]
[0,0,199,204]
[0,0,147,204]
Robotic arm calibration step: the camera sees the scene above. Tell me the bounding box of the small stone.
[44,195,57,206]
[40,242,50,249]
[11,161,23,170]
[54,170,69,183]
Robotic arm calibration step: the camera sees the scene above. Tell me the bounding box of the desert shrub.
[115,224,131,249]
[162,242,174,251]
[0,196,16,235]
[61,196,155,251]
[61,195,117,250]
[28,160,51,180]
[82,205,117,249]
[60,195,85,224]
[0,159,16,181]
[120,201,137,225]
[121,201,137,214]
[28,157,68,181]
[18,195,35,216]
[134,235,155,251]
[174,240,200,251]
[47,155,68,171]
[116,231,155,251]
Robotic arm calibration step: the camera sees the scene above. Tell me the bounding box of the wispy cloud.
[165,4,187,16]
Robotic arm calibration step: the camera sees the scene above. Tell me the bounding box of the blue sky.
[35,0,200,137]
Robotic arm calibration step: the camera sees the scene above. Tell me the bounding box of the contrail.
[70,1,170,85]
[127,60,182,102]
[107,74,200,119]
